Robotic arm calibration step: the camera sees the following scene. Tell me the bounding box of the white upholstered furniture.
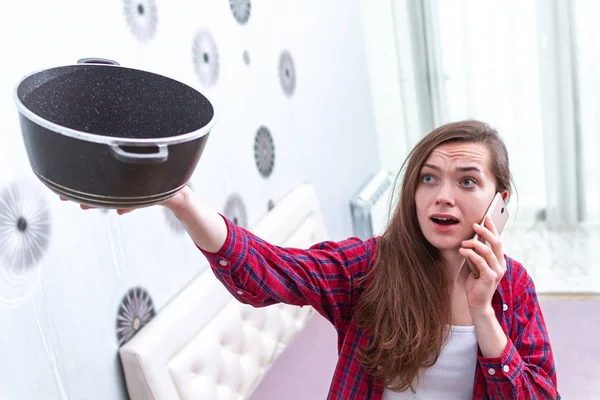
[119,183,329,399]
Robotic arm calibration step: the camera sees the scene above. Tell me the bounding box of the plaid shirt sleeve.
[478,269,559,399]
[198,215,378,327]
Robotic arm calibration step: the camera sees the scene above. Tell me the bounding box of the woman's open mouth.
[430,214,460,231]
[431,216,459,225]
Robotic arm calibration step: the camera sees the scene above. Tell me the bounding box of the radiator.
[350,170,396,239]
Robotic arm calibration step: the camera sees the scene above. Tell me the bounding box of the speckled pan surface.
[14,62,215,145]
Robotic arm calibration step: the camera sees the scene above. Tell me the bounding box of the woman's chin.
[425,234,464,252]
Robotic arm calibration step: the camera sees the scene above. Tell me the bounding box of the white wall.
[0,0,380,398]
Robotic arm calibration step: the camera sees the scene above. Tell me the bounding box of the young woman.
[72,120,559,399]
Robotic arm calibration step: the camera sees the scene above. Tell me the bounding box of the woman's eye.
[462,178,477,187]
[422,174,435,184]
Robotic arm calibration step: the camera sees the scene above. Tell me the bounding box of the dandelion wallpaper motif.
[229,0,251,25]
[224,193,248,229]
[123,0,158,42]
[192,29,220,87]
[279,50,297,96]
[0,180,51,307]
[254,126,276,178]
[116,287,156,346]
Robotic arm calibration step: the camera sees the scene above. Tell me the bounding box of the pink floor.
[251,300,599,399]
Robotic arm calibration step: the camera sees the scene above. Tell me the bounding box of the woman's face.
[414,142,504,252]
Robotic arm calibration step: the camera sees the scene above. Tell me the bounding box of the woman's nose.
[435,184,455,206]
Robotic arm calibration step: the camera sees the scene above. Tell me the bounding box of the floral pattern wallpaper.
[116,287,156,347]
[0,181,51,308]
[0,0,379,398]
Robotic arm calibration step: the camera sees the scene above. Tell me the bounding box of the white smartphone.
[465,192,509,278]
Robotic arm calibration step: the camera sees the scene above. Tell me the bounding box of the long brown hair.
[354,120,513,392]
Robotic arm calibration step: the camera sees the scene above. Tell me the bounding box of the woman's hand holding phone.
[460,215,508,312]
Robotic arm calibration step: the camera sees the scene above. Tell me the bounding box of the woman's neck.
[440,250,470,288]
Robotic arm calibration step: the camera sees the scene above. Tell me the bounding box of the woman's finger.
[462,238,504,278]
[459,248,495,282]
[473,218,505,266]
[117,209,134,215]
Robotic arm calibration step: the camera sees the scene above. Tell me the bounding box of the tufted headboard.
[119,183,329,400]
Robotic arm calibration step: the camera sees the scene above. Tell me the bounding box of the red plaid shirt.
[199,216,559,399]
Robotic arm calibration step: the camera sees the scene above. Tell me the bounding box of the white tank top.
[382,325,478,400]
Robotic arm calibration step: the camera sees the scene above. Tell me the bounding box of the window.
[434,0,546,226]
[390,0,599,227]
[573,0,600,223]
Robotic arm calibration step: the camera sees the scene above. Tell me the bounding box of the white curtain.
[573,0,600,223]
[434,0,546,227]
[393,0,599,228]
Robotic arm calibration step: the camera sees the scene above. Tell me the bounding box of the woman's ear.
[500,190,509,202]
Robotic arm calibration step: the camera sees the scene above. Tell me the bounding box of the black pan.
[13,58,215,208]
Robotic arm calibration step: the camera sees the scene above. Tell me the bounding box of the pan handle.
[77,58,120,66]
[109,144,169,164]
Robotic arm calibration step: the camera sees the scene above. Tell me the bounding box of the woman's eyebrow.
[456,166,482,173]
[422,164,482,174]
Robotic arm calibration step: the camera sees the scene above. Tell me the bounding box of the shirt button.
[488,368,496,375]
[219,260,228,266]
[502,304,508,311]
[503,365,510,373]
[237,290,243,295]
